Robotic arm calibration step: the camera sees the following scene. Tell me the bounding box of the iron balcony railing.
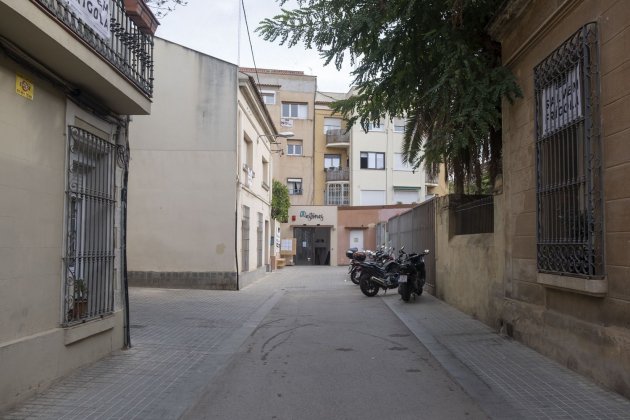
[325,129,350,145]
[34,0,154,97]
[425,172,438,185]
[325,167,350,181]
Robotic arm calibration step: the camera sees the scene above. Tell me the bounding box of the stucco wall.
[128,39,238,281]
[495,0,630,397]
[0,55,125,411]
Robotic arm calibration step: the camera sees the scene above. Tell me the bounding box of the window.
[287,140,303,156]
[360,152,385,169]
[324,117,342,134]
[257,213,263,268]
[394,153,413,171]
[325,183,350,205]
[360,190,386,205]
[393,189,419,204]
[287,178,303,195]
[242,206,250,271]
[368,121,384,131]
[282,102,308,119]
[262,158,270,190]
[260,90,276,105]
[393,117,406,133]
[324,154,341,169]
[534,23,603,278]
[63,125,116,325]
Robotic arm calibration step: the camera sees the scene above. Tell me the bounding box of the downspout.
[118,118,132,348]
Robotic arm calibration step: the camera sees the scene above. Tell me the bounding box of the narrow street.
[4,267,630,420]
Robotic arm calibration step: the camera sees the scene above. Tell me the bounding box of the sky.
[154,0,355,93]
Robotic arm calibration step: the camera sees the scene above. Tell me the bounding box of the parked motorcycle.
[346,247,365,285]
[397,249,430,302]
[357,247,403,297]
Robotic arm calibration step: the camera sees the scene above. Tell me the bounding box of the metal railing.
[325,129,350,145]
[325,167,349,181]
[34,0,154,97]
[454,196,494,235]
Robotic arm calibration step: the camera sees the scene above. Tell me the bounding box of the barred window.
[63,126,116,325]
[257,212,263,268]
[242,206,250,272]
[534,23,603,278]
[325,183,349,205]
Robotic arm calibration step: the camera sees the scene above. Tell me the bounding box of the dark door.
[294,227,315,265]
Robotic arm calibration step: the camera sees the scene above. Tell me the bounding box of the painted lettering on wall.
[66,0,111,40]
[541,64,582,136]
[299,211,324,222]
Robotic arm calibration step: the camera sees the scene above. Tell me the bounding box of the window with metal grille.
[534,23,603,278]
[63,126,116,325]
[242,206,250,272]
[257,213,263,268]
[325,183,349,205]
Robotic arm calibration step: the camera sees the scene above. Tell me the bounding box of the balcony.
[325,167,350,182]
[425,172,439,186]
[325,129,350,148]
[0,0,154,114]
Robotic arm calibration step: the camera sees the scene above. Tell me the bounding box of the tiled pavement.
[3,266,630,419]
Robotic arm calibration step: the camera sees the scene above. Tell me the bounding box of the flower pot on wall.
[123,0,160,35]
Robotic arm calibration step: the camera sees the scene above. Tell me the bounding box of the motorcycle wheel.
[350,266,361,285]
[399,282,411,302]
[359,273,379,297]
[417,277,425,296]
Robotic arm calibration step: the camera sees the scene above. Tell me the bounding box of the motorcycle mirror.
[424,249,430,254]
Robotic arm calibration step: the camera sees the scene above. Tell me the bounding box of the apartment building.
[0,0,156,410]
[128,40,277,290]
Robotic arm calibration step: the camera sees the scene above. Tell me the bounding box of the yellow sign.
[16,75,34,100]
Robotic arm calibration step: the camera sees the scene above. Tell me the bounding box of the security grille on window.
[282,102,308,119]
[242,206,250,272]
[360,152,385,169]
[534,23,603,278]
[287,140,303,156]
[63,126,115,325]
[287,178,303,195]
[325,183,350,205]
[257,213,263,268]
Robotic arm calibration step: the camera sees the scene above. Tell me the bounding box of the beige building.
[0,0,156,411]
[128,39,277,290]
[240,68,317,208]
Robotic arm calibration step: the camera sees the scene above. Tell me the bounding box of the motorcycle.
[346,247,365,285]
[357,247,402,297]
[398,249,430,302]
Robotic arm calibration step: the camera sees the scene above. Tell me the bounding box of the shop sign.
[299,211,324,222]
[541,64,582,136]
[66,0,111,40]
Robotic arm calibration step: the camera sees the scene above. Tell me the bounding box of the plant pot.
[123,0,160,35]
[73,300,88,320]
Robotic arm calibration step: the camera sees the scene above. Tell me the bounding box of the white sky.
[154,0,355,92]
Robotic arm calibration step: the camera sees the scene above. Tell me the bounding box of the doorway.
[349,229,364,251]
[294,227,331,266]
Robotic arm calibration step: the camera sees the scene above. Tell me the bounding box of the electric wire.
[241,0,260,86]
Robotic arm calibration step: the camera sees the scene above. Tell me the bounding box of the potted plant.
[73,279,88,320]
[123,0,160,35]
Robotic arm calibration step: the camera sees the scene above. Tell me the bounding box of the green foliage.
[272,180,291,223]
[146,0,188,19]
[258,0,522,193]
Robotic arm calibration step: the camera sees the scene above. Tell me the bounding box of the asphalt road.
[183,270,488,420]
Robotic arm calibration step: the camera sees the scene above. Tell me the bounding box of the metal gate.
[387,198,437,294]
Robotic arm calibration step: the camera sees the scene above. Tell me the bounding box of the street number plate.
[398,274,407,283]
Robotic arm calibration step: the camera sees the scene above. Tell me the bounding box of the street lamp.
[258,131,294,154]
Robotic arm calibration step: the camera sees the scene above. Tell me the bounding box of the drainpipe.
[118,118,131,348]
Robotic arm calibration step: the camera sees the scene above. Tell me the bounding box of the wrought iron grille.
[325,183,350,205]
[242,206,250,272]
[34,0,154,97]
[534,23,603,278]
[63,126,116,325]
[454,196,494,235]
[257,213,263,268]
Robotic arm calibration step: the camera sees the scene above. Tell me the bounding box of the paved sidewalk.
[3,266,630,419]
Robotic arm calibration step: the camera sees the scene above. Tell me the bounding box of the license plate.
[398,274,407,283]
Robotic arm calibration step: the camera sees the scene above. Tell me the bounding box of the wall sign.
[299,211,324,222]
[15,75,34,100]
[541,64,582,136]
[66,0,111,40]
